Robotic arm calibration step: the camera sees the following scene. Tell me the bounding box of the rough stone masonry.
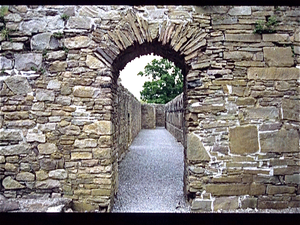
[0,5,299,212]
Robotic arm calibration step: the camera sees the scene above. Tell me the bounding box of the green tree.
[137,58,183,104]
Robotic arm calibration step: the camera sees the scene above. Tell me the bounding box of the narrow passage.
[112,127,189,212]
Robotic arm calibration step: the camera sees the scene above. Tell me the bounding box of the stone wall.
[116,83,141,161]
[141,104,155,129]
[153,104,165,127]
[165,93,184,143]
[0,5,299,212]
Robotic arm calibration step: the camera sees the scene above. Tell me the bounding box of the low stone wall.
[165,93,184,143]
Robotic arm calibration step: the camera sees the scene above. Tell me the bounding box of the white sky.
[119,54,162,100]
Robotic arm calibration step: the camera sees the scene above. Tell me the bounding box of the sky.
[119,53,162,100]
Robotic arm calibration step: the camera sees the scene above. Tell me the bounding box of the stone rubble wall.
[141,104,156,129]
[165,93,184,143]
[0,5,299,212]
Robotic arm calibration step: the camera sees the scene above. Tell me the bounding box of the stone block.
[74,139,97,148]
[249,182,266,196]
[223,51,253,60]
[4,112,29,120]
[0,144,31,156]
[98,136,113,148]
[67,16,91,29]
[0,156,5,164]
[2,176,25,189]
[64,36,91,49]
[187,133,210,162]
[266,185,296,195]
[241,197,257,209]
[243,107,279,120]
[49,169,68,180]
[47,80,61,90]
[257,200,288,209]
[285,174,300,184]
[91,188,111,196]
[213,196,239,211]
[191,198,212,211]
[72,201,99,212]
[35,179,61,189]
[206,184,250,196]
[0,56,13,69]
[36,170,48,181]
[14,53,42,71]
[36,89,55,102]
[48,61,67,72]
[4,76,32,95]
[247,67,300,80]
[86,55,105,69]
[71,152,93,160]
[229,126,259,154]
[282,99,300,122]
[20,19,47,33]
[16,172,35,181]
[263,47,294,67]
[83,121,113,135]
[225,34,261,42]
[260,129,299,153]
[0,130,23,141]
[26,131,46,143]
[236,97,256,106]
[295,29,300,42]
[228,6,251,15]
[73,86,96,98]
[262,33,290,42]
[31,33,52,50]
[5,163,17,172]
[92,148,111,159]
[273,167,299,175]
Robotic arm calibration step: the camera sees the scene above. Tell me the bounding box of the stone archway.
[90,9,209,209]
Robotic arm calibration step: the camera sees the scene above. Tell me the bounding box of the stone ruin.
[0,5,299,212]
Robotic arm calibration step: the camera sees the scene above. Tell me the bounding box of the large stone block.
[266,185,296,195]
[48,61,67,72]
[26,130,46,143]
[92,148,111,159]
[83,121,113,135]
[295,29,300,42]
[262,34,290,42]
[73,86,96,98]
[2,176,25,189]
[0,144,31,156]
[36,89,55,102]
[64,36,91,49]
[4,76,32,95]
[229,126,259,154]
[282,99,300,122]
[213,196,239,211]
[35,179,61,189]
[228,6,251,15]
[86,55,105,69]
[223,51,253,60]
[225,34,261,42]
[247,67,300,80]
[67,16,91,29]
[260,129,299,153]
[71,152,93,160]
[243,107,279,120]
[263,47,294,67]
[16,172,35,181]
[20,19,47,33]
[31,33,52,50]
[206,184,250,196]
[191,198,212,211]
[14,53,42,71]
[49,169,68,180]
[0,56,13,69]
[0,130,23,141]
[38,143,58,154]
[74,139,97,148]
[187,133,210,162]
[285,174,300,184]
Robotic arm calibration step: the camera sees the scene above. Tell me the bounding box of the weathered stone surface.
[241,197,257,209]
[71,152,92,160]
[282,99,300,122]
[86,55,105,69]
[35,179,61,189]
[47,80,61,90]
[236,97,256,106]
[92,148,111,159]
[67,17,91,29]
[1,42,24,51]
[5,163,17,172]
[15,53,42,71]
[38,143,58,154]
[46,51,66,60]
[31,33,52,50]
[229,126,259,154]
[247,67,300,80]
[225,34,261,42]
[2,176,25,189]
[263,47,294,67]
[73,86,96,98]
[74,139,97,148]
[228,6,251,15]
[49,61,67,72]
[64,36,91,49]
[0,56,13,69]
[4,112,29,120]
[0,129,22,141]
[243,107,279,120]
[36,89,55,102]
[49,169,68,180]
[91,188,111,196]
[191,198,212,211]
[4,76,32,95]
[61,125,81,136]
[206,184,250,196]
[0,144,31,156]
[0,199,20,212]
[83,121,113,135]
[224,51,253,60]
[141,104,156,129]
[250,182,266,196]
[72,201,98,212]
[26,130,46,143]
[267,185,296,195]
[187,133,210,162]
[36,170,48,181]
[260,129,299,153]
[285,174,300,184]
[0,156,5,163]
[262,34,290,42]
[16,172,35,181]
[213,196,239,211]
[20,19,47,33]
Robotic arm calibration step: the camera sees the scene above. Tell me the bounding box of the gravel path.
[112,127,190,213]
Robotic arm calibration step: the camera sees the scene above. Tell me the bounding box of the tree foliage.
[137,58,183,104]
